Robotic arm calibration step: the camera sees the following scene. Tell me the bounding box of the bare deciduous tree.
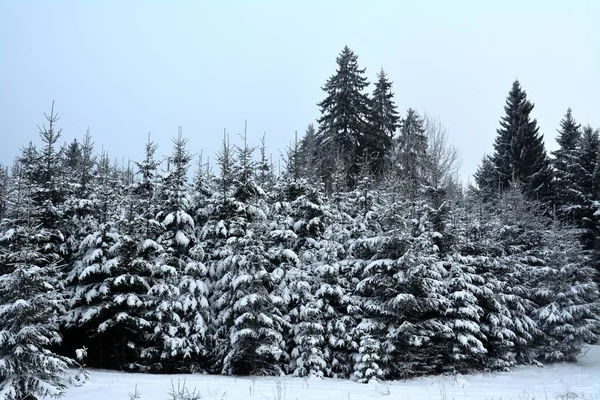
[423,114,461,190]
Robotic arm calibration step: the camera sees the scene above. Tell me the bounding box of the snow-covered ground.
[59,346,600,400]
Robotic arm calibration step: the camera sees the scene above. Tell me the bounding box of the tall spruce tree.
[552,109,582,211]
[395,108,429,198]
[298,124,317,179]
[574,126,600,207]
[369,68,400,177]
[483,80,553,201]
[315,46,372,191]
[573,126,600,262]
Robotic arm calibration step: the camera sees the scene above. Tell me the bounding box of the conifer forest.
[0,46,599,399]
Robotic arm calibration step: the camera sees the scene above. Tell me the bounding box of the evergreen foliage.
[395,109,429,198]
[369,68,400,177]
[315,46,372,191]
[0,222,73,399]
[478,80,553,201]
[552,109,582,211]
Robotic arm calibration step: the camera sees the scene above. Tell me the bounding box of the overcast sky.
[1,0,599,182]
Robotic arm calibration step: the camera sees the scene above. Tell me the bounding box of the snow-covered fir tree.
[269,142,331,377]
[145,131,210,372]
[211,133,289,375]
[0,223,73,399]
[114,137,164,370]
[490,186,547,364]
[366,200,451,378]
[15,105,70,277]
[337,173,385,382]
[200,134,237,373]
[440,253,487,372]
[61,130,97,258]
[62,150,128,369]
[531,219,599,362]
[0,166,73,399]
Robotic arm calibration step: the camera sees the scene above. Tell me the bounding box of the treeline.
[0,46,599,399]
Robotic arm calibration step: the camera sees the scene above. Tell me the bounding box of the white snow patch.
[175,231,190,247]
[56,345,600,400]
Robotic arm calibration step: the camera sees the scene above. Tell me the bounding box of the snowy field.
[58,345,600,400]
